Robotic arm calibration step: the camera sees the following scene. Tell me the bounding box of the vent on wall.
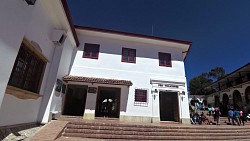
[51,29,67,46]
[25,0,36,5]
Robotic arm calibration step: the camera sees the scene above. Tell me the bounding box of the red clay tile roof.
[63,75,133,86]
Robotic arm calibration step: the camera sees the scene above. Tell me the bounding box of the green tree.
[189,67,226,95]
[189,75,213,95]
[209,67,226,81]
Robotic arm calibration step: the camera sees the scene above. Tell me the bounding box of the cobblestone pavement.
[0,124,42,141]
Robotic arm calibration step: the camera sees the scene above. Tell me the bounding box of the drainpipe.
[179,92,183,123]
[151,91,154,123]
[151,88,158,123]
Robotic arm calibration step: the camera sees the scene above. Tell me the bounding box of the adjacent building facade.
[0,0,191,126]
[205,63,250,115]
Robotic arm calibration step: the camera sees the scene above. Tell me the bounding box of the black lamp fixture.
[25,0,36,5]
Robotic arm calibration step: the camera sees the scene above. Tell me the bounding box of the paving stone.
[0,124,42,141]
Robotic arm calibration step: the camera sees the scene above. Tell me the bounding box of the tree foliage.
[209,67,226,81]
[189,67,226,95]
[189,75,213,95]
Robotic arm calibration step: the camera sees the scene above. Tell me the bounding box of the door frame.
[62,84,88,116]
[95,86,121,118]
[159,90,180,122]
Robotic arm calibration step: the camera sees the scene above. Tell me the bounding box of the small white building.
[0,0,192,127]
[59,26,192,124]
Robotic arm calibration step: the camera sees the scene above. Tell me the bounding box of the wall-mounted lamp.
[151,89,158,94]
[155,89,158,93]
[25,0,36,5]
[179,91,185,95]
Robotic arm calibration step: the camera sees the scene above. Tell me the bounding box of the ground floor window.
[134,88,148,106]
[8,39,46,93]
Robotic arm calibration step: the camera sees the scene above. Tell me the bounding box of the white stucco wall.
[0,0,42,126]
[0,0,76,126]
[69,33,190,120]
[0,95,42,126]
[0,0,35,110]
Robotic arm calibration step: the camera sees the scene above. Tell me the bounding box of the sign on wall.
[88,87,97,93]
[62,84,66,93]
[55,79,62,92]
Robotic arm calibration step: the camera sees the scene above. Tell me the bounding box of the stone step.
[63,133,250,140]
[64,128,250,136]
[67,121,250,130]
[62,119,250,140]
[65,124,250,133]
[206,117,250,125]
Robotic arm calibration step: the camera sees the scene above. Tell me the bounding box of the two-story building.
[58,26,192,124]
[0,0,191,127]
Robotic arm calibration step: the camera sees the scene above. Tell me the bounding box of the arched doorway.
[223,94,229,106]
[222,94,229,116]
[202,99,207,107]
[245,86,250,104]
[233,90,242,109]
[214,96,220,107]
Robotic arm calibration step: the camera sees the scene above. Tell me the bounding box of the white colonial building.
[59,26,192,124]
[0,0,192,127]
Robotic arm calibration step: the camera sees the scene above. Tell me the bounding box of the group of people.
[190,112,210,125]
[207,107,221,125]
[190,104,250,126]
[228,107,248,126]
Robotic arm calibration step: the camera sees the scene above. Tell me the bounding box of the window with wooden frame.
[8,39,47,94]
[122,48,136,63]
[134,89,148,107]
[83,43,100,59]
[158,52,172,67]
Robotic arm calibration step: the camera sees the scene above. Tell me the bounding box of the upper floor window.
[83,43,100,59]
[122,48,136,63]
[8,40,46,93]
[159,52,172,67]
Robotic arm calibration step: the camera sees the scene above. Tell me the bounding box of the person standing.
[228,108,234,125]
[240,109,245,126]
[243,105,248,122]
[214,108,221,125]
[234,109,240,126]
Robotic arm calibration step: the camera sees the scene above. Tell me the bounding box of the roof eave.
[74,25,192,46]
[206,62,250,88]
[61,0,79,47]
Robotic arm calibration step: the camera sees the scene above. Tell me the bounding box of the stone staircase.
[61,118,250,140]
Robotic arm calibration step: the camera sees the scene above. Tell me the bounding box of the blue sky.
[67,0,250,84]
